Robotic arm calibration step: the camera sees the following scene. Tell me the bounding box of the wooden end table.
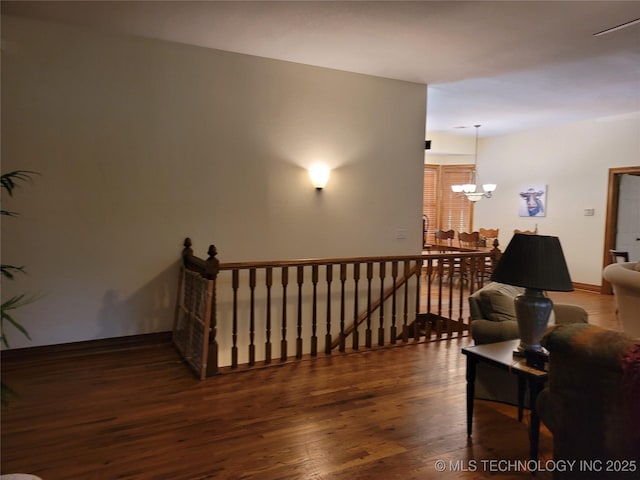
[462,339,548,462]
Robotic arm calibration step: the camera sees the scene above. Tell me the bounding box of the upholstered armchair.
[603,261,640,338]
[538,323,640,478]
[468,282,588,405]
[469,282,588,345]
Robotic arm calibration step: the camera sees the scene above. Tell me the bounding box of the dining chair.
[514,229,537,235]
[478,228,499,247]
[434,229,455,248]
[430,229,456,283]
[478,228,499,278]
[422,215,430,248]
[457,231,482,287]
[458,231,480,249]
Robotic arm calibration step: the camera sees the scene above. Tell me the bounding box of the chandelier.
[451,125,496,202]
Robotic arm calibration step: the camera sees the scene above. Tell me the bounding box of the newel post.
[182,237,194,265]
[205,244,220,280]
[206,244,220,375]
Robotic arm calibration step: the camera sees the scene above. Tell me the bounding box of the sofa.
[603,261,640,338]
[468,282,588,405]
[538,323,640,478]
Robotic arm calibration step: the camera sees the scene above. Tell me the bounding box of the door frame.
[602,166,640,294]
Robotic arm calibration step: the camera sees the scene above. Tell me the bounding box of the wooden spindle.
[391,261,398,344]
[325,264,333,354]
[296,266,304,358]
[426,257,433,316]
[265,267,273,364]
[413,259,421,342]
[402,260,410,343]
[339,263,347,352]
[205,279,217,377]
[436,260,444,339]
[457,257,466,335]
[446,257,454,338]
[281,266,288,361]
[231,269,239,368]
[378,261,386,346]
[248,268,256,366]
[352,263,360,350]
[311,265,319,356]
[206,246,219,375]
[365,262,373,348]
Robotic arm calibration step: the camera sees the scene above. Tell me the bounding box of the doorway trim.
[602,166,640,294]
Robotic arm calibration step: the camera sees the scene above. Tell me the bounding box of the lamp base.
[525,349,549,370]
[514,288,553,354]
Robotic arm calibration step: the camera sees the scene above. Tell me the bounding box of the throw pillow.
[477,283,522,322]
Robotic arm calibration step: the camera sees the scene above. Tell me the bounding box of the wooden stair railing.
[173,238,499,379]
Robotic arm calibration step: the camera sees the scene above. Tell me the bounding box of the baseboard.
[0,331,172,361]
[572,282,601,293]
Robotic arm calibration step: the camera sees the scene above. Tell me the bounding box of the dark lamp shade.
[491,234,574,292]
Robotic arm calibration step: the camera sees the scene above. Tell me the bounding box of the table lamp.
[491,233,573,358]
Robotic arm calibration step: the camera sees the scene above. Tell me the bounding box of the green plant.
[1,170,37,404]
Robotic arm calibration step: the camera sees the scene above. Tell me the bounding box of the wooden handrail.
[173,238,500,378]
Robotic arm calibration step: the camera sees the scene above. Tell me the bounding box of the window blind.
[423,165,475,238]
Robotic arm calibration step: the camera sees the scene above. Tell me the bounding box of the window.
[423,164,475,244]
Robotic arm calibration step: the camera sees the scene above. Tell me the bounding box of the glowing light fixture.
[451,125,496,202]
[309,163,330,190]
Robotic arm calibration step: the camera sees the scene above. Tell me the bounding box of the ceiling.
[3,1,640,137]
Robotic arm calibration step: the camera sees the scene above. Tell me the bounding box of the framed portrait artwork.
[519,185,547,217]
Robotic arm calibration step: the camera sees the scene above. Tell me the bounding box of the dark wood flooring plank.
[1,290,615,479]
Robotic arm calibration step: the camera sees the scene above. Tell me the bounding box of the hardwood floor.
[1,290,616,479]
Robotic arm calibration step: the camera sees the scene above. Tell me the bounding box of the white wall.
[1,16,427,349]
[472,113,640,286]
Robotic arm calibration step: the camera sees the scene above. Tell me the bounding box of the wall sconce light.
[309,163,330,190]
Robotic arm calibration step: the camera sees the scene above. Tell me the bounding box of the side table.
[462,339,548,461]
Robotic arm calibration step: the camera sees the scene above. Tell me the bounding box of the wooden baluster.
[265,267,273,364]
[231,269,239,368]
[365,262,373,348]
[458,256,467,336]
[248,268,256,366]
[402,260,410,343]
[311,264,319,356]
[206,245,220,375]
[352,263,360,350]
[204,280,217,377]
[391,261,398,344]
[339,263,347,352]
[281,266,288,361]
[436,258,444,339]
[446,256,455,338]
[426,257,433,312]
[324,265,333,354]
[296,266,304,359]
[378,261,386,346]
[425,257,433,339]
[414,259,422,342]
